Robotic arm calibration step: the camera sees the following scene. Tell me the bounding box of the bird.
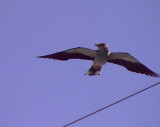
[38,43,159,77]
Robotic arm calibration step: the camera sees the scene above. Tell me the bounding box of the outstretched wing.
[38,47,97,61]
[108,52,159,77]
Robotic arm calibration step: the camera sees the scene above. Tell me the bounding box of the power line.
[63,81,160,127]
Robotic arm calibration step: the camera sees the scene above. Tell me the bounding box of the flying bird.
[38,43,159,77]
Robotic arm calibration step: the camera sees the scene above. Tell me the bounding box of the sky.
[0,0,160,127]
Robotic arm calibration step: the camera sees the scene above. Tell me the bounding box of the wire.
[63,81,160,127]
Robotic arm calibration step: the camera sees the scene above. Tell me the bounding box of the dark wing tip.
[37,56,44,58]
[134,63,160,78]
[37,52,69,60]
[150,72,160,78]
[37,55,54,59]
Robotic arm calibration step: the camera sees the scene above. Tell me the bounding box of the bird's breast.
[94,51,109,66]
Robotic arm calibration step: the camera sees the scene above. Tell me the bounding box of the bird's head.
[95,43,109,52]
[95,43,108,47]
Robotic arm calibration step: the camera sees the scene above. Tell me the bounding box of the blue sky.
[0,0,160,127]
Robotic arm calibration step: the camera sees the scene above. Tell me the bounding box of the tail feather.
[85,65,102,76]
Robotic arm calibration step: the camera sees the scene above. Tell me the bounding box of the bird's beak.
[95,43,99,47]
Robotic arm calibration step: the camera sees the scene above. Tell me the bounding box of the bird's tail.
[85,65,102,76]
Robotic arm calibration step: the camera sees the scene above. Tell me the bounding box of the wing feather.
[108,52,159,77]
[38,47,96,61]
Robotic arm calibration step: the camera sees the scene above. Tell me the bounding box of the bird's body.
[94,46,109,66]
[85,44,110,75]
[38,43,159,77]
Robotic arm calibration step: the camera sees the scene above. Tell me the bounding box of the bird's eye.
[100,43,105,46]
